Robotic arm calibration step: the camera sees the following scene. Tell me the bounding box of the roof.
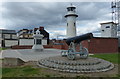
[65,14,78,17]
[34,27,49,36]
[100,22,117,25]
[93,37,118,39]
[17,29,29,33]
[17,29,33,35]
[17,27,49,38]
[0,29,16,34]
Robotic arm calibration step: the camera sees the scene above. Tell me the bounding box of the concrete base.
[32,45,44,51]
[1,49,61,62]
[3,57,25,66]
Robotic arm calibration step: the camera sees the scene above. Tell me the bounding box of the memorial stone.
[32,29,44,51]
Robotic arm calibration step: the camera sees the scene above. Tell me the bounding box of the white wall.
[67,16,77,38]
[2,34,17,39]
[5,40,18,47]
[101,23,117,37]
[101,23,111,37]
[12,35,17,39]
[19,39,34,45]
[0,38,1,47]
[19,39,47,45]
[42,39,47,45]
[0,34,1,38]
[4,34,10,39]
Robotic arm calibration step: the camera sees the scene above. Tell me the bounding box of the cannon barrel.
[66,33,93,45]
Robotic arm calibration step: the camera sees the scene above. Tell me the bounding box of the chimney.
[34,28,38,34]
[39,27,44,30]
[34,28,38,31]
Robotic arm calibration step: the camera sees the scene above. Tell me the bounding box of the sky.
[0,2,112,39]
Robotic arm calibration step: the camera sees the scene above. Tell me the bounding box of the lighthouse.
[65,4,78,38]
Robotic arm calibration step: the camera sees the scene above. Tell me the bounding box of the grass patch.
[0,48,7,50]
[2,65,67,77]
[90,53,119,64]
[1,53,120,77]
[2,66,60,77]
[75,75,88,79]
[21,66,39,76]
[2,66,40,77]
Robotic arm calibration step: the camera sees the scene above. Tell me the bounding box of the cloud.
[2,2,67,29]
[76,20,101,37]
[1,2,111,38]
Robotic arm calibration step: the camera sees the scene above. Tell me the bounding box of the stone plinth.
[32,29,44,51]
[3,57,25,66]
[38,56,114,73]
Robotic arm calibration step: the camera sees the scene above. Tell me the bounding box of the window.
[71,7,75,11]
[67,23,68,26]
[106,26,110,28]
[71,8,73,11]
[102,30,104,32]
[74,23,76,26]
[67,8,71,11]
[12,35,17,39]
[4,34,10,39]
[67,7,74,11]
[36,39,41,44]
[34,39,35,44]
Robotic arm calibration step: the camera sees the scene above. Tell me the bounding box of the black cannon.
[61,33,93,60]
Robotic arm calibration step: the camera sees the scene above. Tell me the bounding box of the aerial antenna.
[111,0,120,36]
[117,0,120,31]
[71,3,73,6]
[111,0,117,23]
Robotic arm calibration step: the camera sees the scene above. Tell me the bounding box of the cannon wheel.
[67,49,75,60]
[61,51,67,57]
[61,51,64,57]
[80,47,88,58]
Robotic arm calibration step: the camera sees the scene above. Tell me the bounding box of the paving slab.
[1,49,61,62]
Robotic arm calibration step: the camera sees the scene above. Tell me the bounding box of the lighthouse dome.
[67,3,76,8]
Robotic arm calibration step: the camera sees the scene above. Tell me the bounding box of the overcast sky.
[0,2,112,39]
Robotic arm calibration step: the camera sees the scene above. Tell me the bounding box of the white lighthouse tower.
[65,4,78,38]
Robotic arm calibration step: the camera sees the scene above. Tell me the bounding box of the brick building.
[82,37,118,53]
[11,37,118,53]
[50,37,118,53]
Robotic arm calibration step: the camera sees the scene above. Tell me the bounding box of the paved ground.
[0,49,118,77]
[0,49,61,62]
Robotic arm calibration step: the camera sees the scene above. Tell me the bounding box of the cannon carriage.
[61,33,93,60]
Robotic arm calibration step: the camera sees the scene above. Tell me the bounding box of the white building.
[0,29,18,47]
[17,27,48,46]
[65,4,78,38]
[100,22,117,38]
